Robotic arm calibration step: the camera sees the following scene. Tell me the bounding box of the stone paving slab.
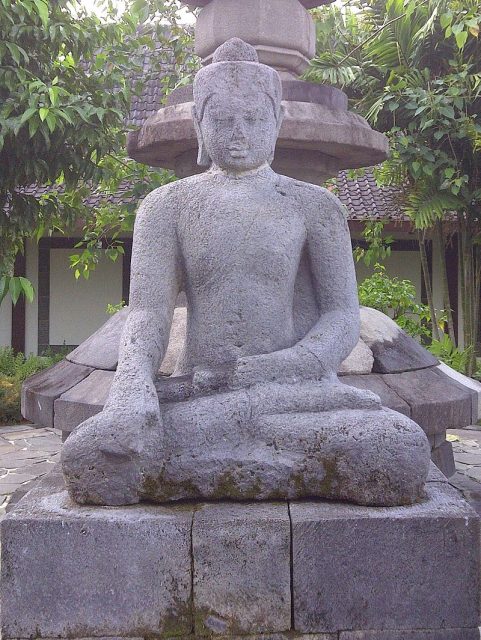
[0,424,61,519]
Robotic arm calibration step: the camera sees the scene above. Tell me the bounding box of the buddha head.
[193,38,284,172]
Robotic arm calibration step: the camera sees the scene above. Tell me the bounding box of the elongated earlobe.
[192,105,211,167]
[269,104,285,163]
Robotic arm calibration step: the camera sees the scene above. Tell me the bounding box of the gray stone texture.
[3,470,479,639]
[383,368,473,434]
[62,40,430,508]
[54,369,113,432]
[195,0,316,74]
[291,482,480,634]
[186,0,333,7]
[431,440,456,477]
[128,95,388,184]
[359,306,439,373]
[1,471,193,640]
[341,373,410,416]
[338,338,374,375]
[193,503,291,635]
[165,80,349,111]
[340,631,480,640]
[21,359,93,426]
[434,363,481,423]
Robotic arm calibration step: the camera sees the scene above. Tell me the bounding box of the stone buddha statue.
[62,39,430,507]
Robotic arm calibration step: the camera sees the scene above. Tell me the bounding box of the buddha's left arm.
[233,188,359,387]
[297,189,360,376]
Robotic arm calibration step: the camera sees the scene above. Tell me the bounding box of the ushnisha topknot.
[193,38,282,121]
[212,37,259,63]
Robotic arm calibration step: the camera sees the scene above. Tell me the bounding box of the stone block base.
[1,468,479,639]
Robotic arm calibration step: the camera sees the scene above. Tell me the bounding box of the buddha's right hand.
[61,391,163,506]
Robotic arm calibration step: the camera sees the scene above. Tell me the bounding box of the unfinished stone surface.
[383,368,473,434]
[338,338,374,375]
[193,503,291,635]
[3,470,479,640]
[54,369,114,432]
[62,39,430,508]
[339,631,480,640]
[291,482,480,634]
[1,471,193,640]
[360,306,439,373]
[21,359,93,426]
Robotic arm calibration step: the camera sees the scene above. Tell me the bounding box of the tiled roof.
[336,170,407,221]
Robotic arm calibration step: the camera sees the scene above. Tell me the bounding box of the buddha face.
[194,91,283,172]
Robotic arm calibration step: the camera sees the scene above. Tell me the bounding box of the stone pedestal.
[2,468,479,640]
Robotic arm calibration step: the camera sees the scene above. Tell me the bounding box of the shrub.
[358,264,436,341]
[0,347,64,425]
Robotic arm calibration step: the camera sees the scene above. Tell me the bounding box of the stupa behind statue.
[61,39,430,507]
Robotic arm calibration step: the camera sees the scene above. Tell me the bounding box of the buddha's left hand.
[232,349,316,389]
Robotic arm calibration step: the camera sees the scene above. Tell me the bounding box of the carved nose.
[232,118,247,141]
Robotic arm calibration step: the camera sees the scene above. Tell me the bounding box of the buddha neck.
[209,162,273,180]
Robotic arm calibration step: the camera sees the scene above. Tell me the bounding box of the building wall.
[25,240,39,355]
[49,248,123,347]
[0,294,12,349]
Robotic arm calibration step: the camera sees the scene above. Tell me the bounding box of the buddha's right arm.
[104,188,182,412]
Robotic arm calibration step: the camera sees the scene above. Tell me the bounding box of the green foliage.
[0,274,34,305]
[353,220,394,266]
[0,346,64,424]
[358,264,436,340]
[0,0,198,288]
[106,300,126,315]
[310,0,481,367]
[428,334,474,374]
[308,0,481,229]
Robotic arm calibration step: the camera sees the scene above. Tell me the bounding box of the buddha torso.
[173,168,320,373]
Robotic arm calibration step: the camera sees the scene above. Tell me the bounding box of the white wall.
[0,294,12,349]
[49,249,123,346]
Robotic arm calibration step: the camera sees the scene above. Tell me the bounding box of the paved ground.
[0,424,61,520]
[2,423,481,518]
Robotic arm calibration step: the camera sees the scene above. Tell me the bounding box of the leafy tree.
[0,0,197,304]
[309,0,481,373]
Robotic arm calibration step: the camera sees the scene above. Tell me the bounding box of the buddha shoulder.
[276,175,349,225]
[134,179,197,232]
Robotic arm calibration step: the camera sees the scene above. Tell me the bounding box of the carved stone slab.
[383,368,473,434]
[192,503,291,635]
[21,360,93,428]
[54,370,115,432]
[291,483,480,634]
[1,470,193,640]
[2,471,478,639]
